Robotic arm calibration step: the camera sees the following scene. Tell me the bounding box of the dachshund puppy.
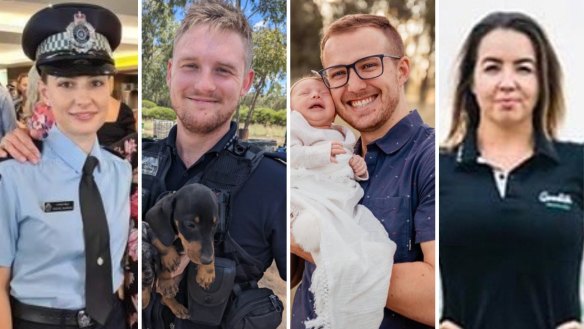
[145,183,219,319]
[141,222,159,309]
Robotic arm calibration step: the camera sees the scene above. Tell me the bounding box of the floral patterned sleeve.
[109,133,139,329]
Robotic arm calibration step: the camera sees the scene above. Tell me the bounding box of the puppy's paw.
[158,278,179,298]
[172,304,190,320]
[161,248,180,272]
[163,297,190,320]
[142,288,152,309]
[196,264,216,289]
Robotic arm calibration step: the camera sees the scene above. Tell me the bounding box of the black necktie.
[79,156,113,325]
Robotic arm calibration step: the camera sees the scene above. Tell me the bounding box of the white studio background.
[437,0,584,320]
[437,0,584,143]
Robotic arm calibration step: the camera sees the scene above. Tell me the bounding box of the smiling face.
[167,24,254,135]
[40,75,110,140]
[473,29,539,131]
[322,27,409,134]
[291,78,336,128]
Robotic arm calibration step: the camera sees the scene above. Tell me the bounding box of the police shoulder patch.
[143,156,159,176]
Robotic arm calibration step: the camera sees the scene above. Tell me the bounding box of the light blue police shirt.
[0,126,131,309]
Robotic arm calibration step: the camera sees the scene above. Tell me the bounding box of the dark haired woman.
[440,12,583,329]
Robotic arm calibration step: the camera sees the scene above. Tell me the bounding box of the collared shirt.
[0,126,131,309]
[0,86,16,138]
[292,110,435,329]
[143,122,287,329]
[440,131,583,328]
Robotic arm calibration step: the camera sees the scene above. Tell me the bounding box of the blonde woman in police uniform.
[0,4,131,329]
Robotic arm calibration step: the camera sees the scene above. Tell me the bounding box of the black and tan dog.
[145,183,219,319]
[141,222,159,309]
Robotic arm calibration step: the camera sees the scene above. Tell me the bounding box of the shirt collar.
[356,110,425,155]
[456,127,560,165]
[45,125,105,174]
[166,121,239,156]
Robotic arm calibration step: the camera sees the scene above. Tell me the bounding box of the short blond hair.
[174,0,253,69]
[320,14,404,63]
[22,65,40,121]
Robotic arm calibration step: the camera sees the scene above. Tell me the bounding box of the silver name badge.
[43,201,74,212]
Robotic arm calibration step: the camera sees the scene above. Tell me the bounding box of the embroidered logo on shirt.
[143,156,159,176]
[43,201,74,212]
[538,191,573,211]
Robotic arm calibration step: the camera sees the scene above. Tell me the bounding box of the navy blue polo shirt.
[440,131,584,329]
[292,110,435,329]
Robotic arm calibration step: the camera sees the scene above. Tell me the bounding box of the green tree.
[291,0,324,81]
[142,0,176,107]
[143,106,177,120]
[142,99,157,108]
[241,27,286,134]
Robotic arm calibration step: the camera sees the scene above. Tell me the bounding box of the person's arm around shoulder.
[0,267,12,329]
[0,127,40,163]
[386,137,435,325]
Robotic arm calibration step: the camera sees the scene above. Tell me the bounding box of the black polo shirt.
[440,131,584,329]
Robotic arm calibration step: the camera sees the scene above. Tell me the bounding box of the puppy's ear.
[145,192,176,246]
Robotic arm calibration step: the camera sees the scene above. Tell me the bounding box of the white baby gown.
[290,111,396,329]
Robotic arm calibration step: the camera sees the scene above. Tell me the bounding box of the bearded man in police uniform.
[141,1,286,328]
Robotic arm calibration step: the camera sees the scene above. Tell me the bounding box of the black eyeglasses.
[315,54,402,89]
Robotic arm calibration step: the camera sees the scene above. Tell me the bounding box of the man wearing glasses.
[291,14,435,329]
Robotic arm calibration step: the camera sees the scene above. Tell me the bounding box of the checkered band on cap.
[36,31,112,59]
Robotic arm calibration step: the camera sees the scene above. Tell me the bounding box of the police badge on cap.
[68,11,96,53]
[22,3,122,77]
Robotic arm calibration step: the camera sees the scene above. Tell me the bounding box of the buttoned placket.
[477,156,510,199]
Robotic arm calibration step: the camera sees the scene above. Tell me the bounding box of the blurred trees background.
[142,0,287,136]
[291,0,435,126]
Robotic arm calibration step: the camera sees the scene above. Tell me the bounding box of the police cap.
[22,3,121,77]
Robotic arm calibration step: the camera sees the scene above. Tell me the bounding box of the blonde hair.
[174,0,253,69]
[22,65,40,121]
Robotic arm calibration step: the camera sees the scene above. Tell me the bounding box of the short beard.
[340,95,398,133]
[176,106,235,134]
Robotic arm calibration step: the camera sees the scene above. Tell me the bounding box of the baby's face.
[291,78,336,128]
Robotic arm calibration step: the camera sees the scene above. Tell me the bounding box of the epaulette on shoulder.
[264,151,286,165]
[103,146,126,160]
